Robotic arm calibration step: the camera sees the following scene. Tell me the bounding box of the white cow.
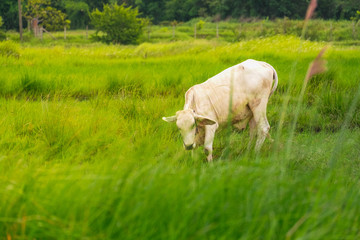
[163,59,278,161]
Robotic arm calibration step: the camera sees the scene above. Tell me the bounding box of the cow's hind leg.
[255,117,270,152]
[247,117,257,151]
[249,99,270,152]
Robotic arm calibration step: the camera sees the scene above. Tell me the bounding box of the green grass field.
[5,19,360,46]
[1,35,360,239]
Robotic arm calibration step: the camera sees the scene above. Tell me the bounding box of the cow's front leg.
[204,124,218,162]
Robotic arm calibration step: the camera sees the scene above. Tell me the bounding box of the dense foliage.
[90,3,146,44]
[120,0,360,23]
[0,0,359,30]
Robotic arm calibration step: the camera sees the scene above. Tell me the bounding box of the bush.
[197,20,205,31]
[90,3,147,44]
[0,40,20,58]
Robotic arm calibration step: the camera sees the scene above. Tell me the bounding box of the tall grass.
[0,36,360,239]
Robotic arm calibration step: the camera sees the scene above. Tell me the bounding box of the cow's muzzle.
[184,143,195,150]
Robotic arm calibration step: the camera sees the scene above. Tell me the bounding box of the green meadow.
[6,18,360,45]
[1,35,360,239]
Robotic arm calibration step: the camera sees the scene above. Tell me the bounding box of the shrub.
[90,3,147,44]
[197,20,205,31]
[0,40,20,58]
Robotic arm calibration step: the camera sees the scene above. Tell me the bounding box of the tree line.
[0,0,359,30]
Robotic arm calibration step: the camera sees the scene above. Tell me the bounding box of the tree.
[25,0,70,32]
[0,0,20,30]
[0,16,5,41]
[64,0,90,29]
[18,0,23,41]
[84,0,109,13]
[208,0,228,18]
[164,0,189,22]
[90,3,147,44]
[132,0,166,24]
[335,0,359,19]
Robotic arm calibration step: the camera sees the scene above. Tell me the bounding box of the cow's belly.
[231,105,253,130]
[231,101,252,122]
[232,106,252,123]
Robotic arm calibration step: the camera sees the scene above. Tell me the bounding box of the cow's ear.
[194,114,216,126]
[162,116,177,123]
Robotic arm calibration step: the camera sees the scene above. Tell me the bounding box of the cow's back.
[205,59,273,95]
[190,59,274,124]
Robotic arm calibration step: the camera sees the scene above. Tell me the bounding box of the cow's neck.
[194,125,205,146]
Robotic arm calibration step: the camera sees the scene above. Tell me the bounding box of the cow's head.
[162,109,216,150]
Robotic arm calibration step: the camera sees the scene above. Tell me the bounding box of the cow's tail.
[269,65,278,98]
